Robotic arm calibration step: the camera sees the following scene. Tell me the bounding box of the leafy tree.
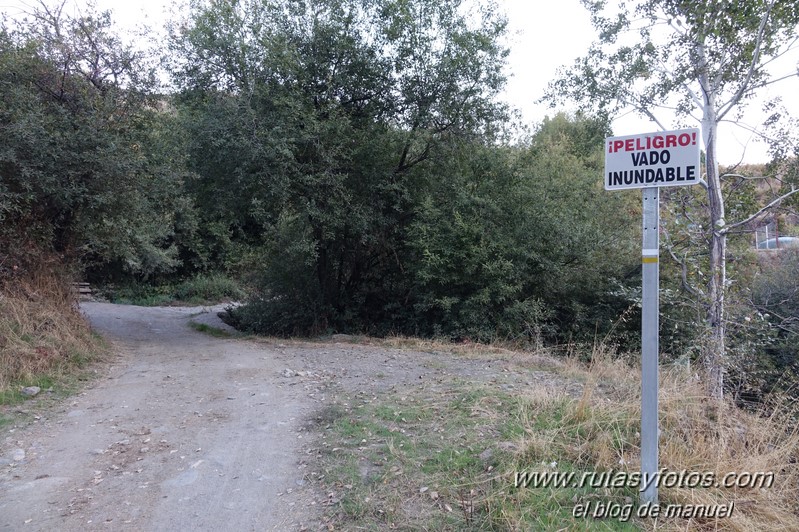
[170,0,511,334]
[0,2,189,280]
[550,0,799,398]
[408,113,639,344]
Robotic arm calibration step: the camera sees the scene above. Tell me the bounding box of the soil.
[0,303,577,531]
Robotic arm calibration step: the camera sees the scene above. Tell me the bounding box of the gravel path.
[0,303,575,531]
[0,303,318,531]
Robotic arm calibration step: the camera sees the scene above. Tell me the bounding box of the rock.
[478,448,494,463]
[282,369,296,378]
[12,448,25,462]
[21,386,41,398]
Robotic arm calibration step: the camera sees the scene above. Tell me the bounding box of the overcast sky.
[3,0,798,164]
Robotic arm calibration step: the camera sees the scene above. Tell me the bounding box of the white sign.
[604,128,701,190]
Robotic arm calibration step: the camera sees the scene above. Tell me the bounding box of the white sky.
[3,0,798,165]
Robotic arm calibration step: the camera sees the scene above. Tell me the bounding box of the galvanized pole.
[641,187,660,505]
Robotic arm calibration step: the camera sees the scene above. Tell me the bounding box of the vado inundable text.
[604,129,701,191]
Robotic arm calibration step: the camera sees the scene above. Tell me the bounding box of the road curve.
[0,303,317,531]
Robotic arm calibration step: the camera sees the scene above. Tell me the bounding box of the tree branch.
[717,1,774,120]
[746,71,799,91]
[722,187,799,233]
[756,35,799,69]
[663,232,704,299]
[639,105,668,131]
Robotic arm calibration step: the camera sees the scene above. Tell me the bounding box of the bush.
[230,115,639,343]
[102,273,245,306]
[1,9,194,282]
[727,249,799,403]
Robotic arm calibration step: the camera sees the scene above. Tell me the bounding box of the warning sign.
[604,128,701,190]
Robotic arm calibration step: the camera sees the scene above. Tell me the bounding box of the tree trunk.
[702,111,726,399]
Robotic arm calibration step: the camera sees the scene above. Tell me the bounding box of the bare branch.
[756,35,799,69]
[663,231,705,299]
[721,173,771,182]
[717,1,774,120]
[723,187,799,233]
[718,117,786,146]
[639,106,668,131]
[749,304,799,335]
[681,82,704,109]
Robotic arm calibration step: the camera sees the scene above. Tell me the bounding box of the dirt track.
[1,303,571,531]
[0,303,320,531]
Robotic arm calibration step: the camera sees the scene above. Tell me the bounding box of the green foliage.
[223,110,639,342]
[551,0,799,125]
[174,0,514,335]
[1,0,649,353]
[187,321,233,338]
[408,114,639,344]
[0,6,191,280]
[101,282,176,306]
[173,0,641,342]
[102,273,244,306]
[173,273,245,302]
[552,0,799,398]
[225,212,332,335]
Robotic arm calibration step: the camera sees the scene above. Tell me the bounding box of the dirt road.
[1,303,571,531]
[0,303,321,531]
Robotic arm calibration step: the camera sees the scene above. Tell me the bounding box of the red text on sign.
[608,132,697,153]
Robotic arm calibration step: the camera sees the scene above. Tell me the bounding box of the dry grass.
[0,265,103,399]
[493,343,799,531]
[377,334,569,372]
[315,337,799,530]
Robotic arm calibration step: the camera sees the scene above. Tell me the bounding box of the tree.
[550,0,799,398]
[408,113,638,344]
[170,0,511,334]
[0,2,189,280]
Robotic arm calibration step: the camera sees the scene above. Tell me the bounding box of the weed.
[188,321,233,338]
[173,273,245,303]
[0,266,105,406]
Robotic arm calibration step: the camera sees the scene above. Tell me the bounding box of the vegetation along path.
[0,303,573,531]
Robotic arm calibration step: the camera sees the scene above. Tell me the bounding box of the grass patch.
[173,273,246,303]
[188,321,233,338]
[315,382,639,530]
[0,267,107,415]
[100,282,174,306]
[101,272,245,306]
[311,343,799,530]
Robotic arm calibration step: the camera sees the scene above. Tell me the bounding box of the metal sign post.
[604,128,700,508]
[641,187,660,505]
